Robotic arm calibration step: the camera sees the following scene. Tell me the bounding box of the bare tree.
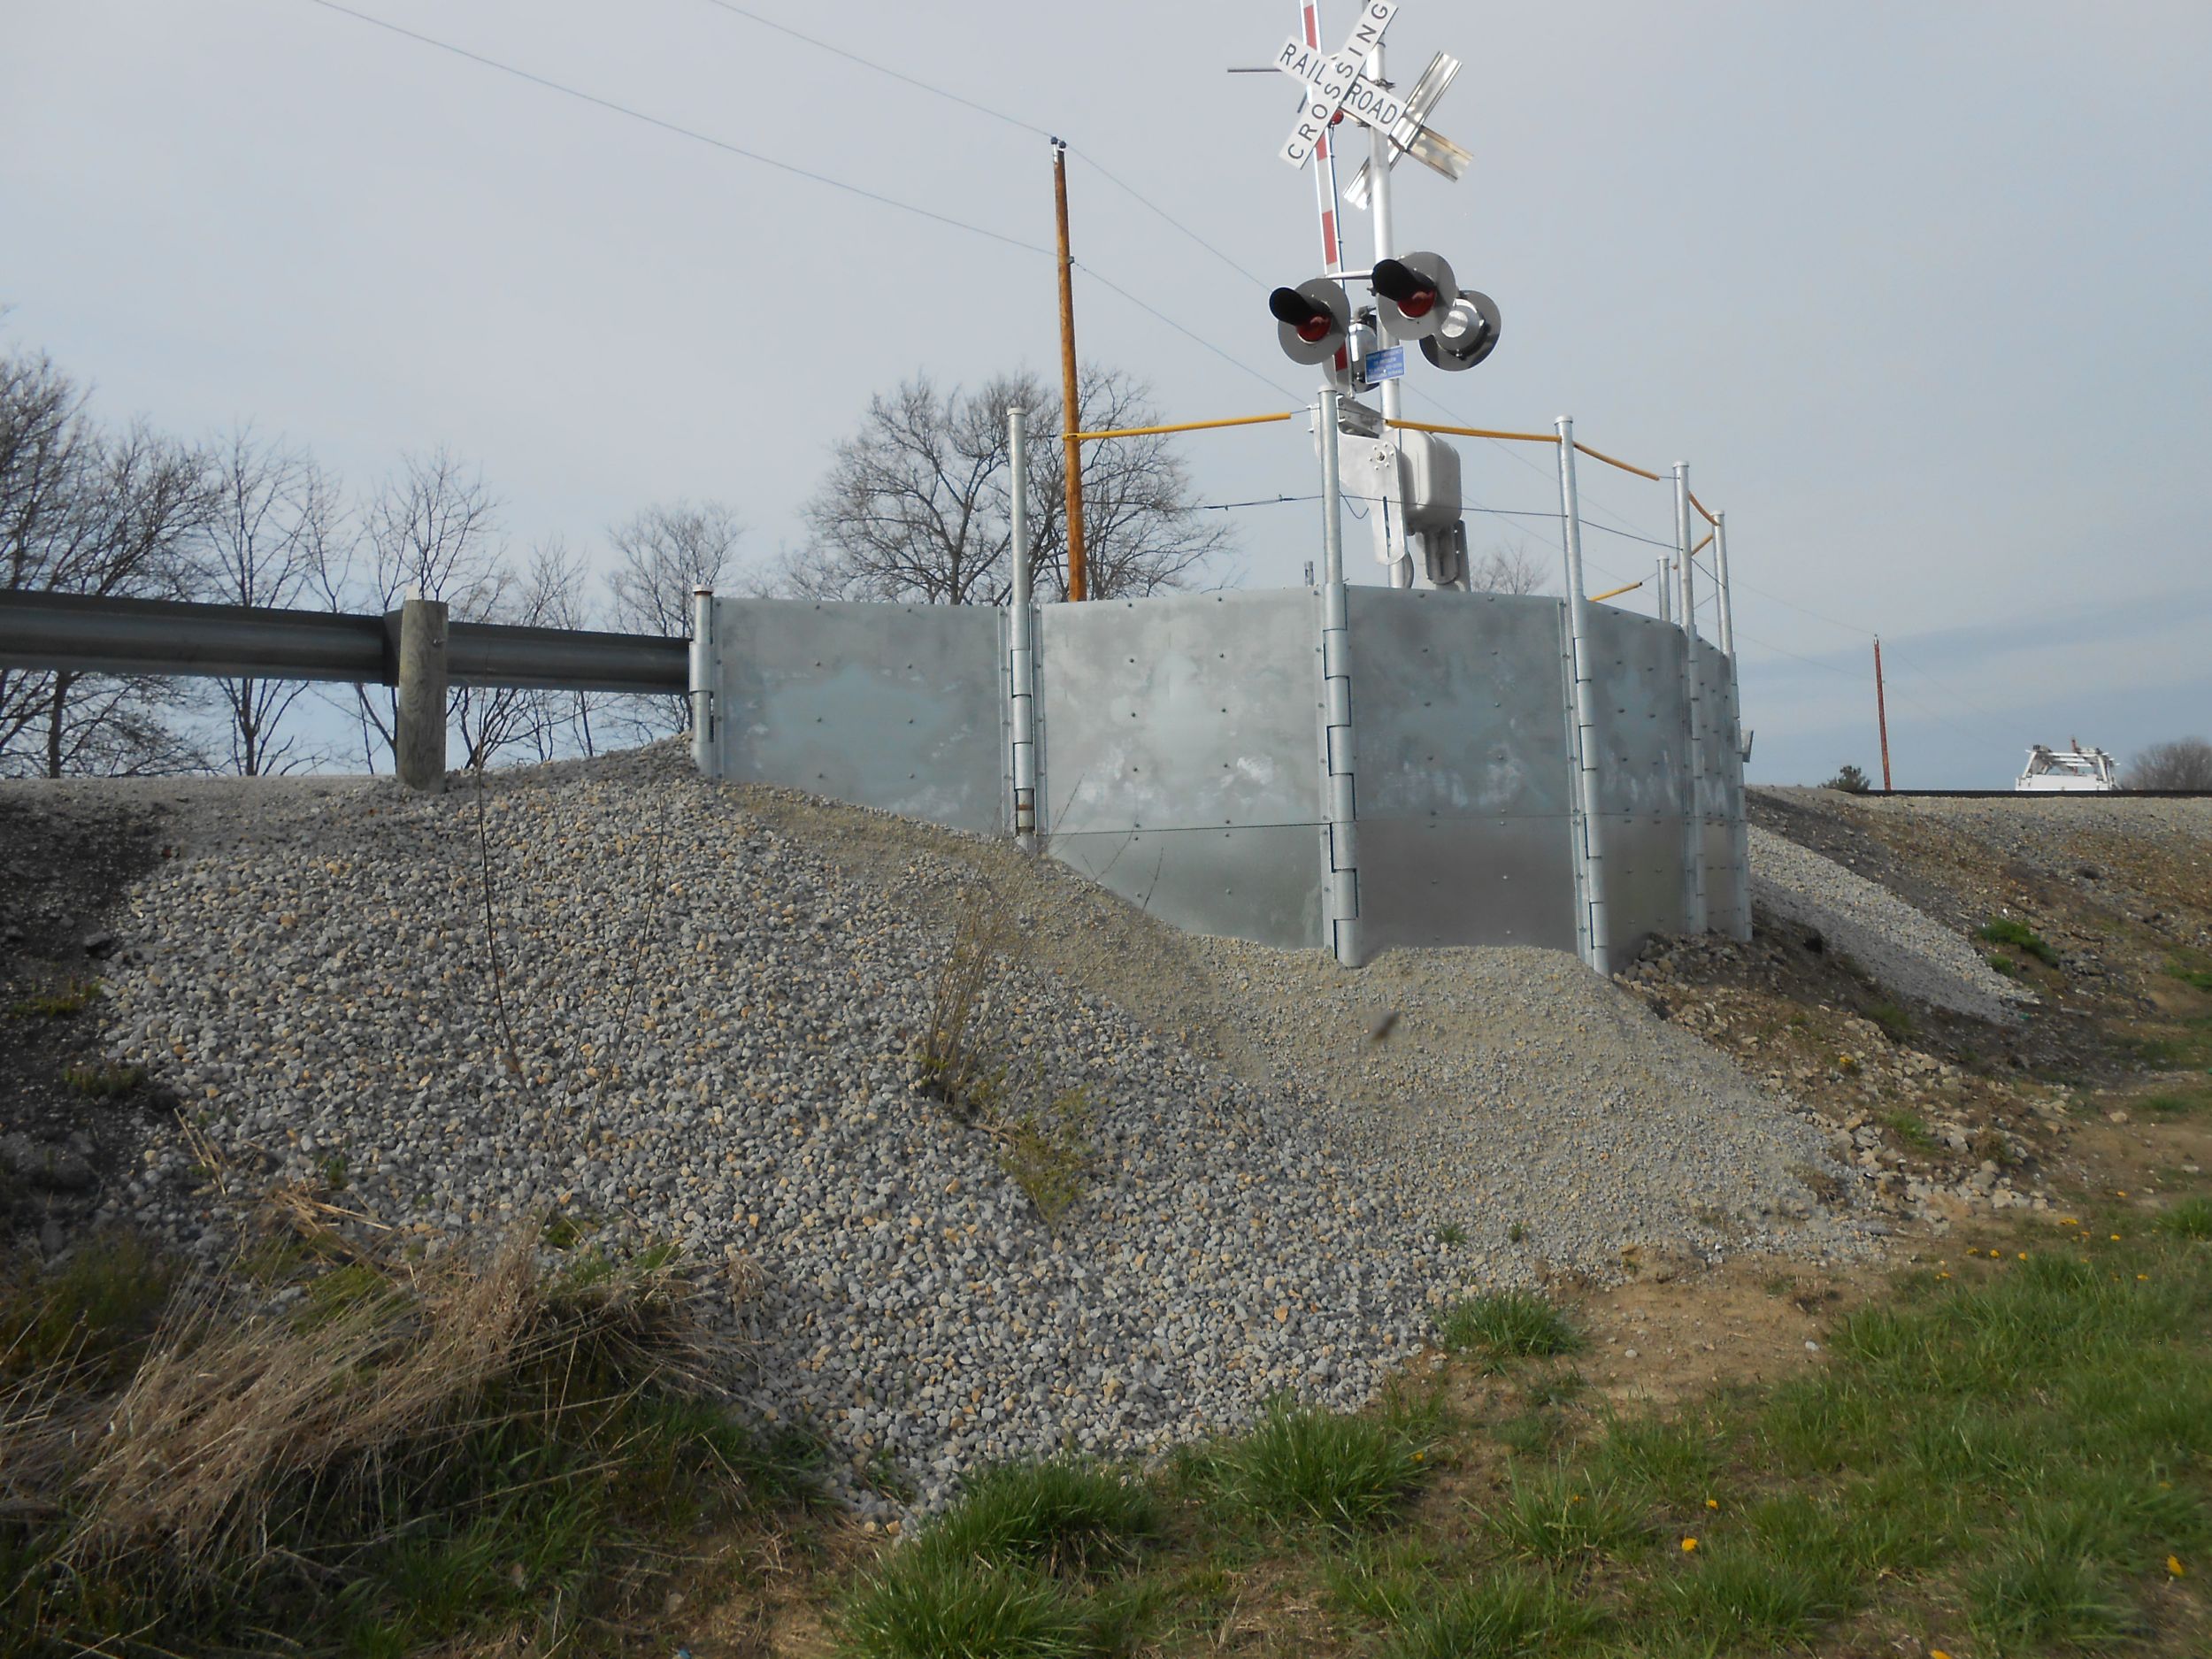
[1468,543,1549,595]
[332,446,508,772]
[461,537,600,767]
[607,500,742,636]
[191,427,348,774]
[787,366,1230,606]
[2124,737,2212,791]
[1,347,212,777]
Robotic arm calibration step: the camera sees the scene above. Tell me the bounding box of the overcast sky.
[5,0,2208,785]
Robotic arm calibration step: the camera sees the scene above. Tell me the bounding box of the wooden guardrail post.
[396,595,449,792]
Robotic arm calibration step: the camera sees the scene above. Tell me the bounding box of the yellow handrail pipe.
[1589,579,1644,603]
[1070,411,1294,442]
[1386,418,1560,445]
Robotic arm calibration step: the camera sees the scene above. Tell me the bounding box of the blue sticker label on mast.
[1363,345,1405,381]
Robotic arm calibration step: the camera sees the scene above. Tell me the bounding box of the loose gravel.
[1748,824,2032,1021]
[65,746,1865,1514]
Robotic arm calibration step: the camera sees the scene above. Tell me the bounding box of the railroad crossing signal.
[1272,2,1470,189]
[1276,2,1401,169]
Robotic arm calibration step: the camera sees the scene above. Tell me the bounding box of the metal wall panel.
[1344,588,1578,951]
[1037,590,1325,949]
[706,599,1006,833]
[1585,605,1690,944]
[1693,639,1750,937]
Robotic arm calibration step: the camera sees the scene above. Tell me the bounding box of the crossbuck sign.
[1276,1,1402,167]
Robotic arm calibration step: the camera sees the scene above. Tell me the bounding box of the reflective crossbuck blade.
[1342,51,1468,203]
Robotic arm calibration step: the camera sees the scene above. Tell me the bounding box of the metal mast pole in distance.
[1367,36,1400,434]
[1007,407,1038,848]
[1874,636,1893,792]
[1555,417,1609,975]
[1051,141,1087,601]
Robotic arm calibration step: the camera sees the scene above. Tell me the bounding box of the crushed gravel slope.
[57,747,1865,1512]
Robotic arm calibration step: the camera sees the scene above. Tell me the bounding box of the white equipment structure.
[2016,741,2120,793]
[1268,1,1486,591]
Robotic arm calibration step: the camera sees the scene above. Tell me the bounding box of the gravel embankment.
[1748,825,2032,1021]
[71,747,1863,1513]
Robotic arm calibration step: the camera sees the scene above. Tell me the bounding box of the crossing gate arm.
[1385,418,1559,444]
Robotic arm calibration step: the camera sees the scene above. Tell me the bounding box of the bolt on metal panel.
[1037,590,1326,949]
[1341,588,1578,951]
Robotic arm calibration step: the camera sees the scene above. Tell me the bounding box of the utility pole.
[1873,635,1893,791]
[1051,140,1087,602]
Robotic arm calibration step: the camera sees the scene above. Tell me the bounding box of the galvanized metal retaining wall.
[695,587,1747,966]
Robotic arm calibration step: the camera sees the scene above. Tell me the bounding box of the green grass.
[1978,917,2060,965]
[1380,1568,1603,1658]
[1436,1291,1579,1368]
[840,1555,1094,1659]
[0,1231,175,1381]
[2159,1197,2212,1240]
[920,1461,1157,1577]
[2167,959,2212,995]
[1198,1398,1432,1532]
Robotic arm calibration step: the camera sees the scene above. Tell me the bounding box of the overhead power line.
[298,0,1052,256]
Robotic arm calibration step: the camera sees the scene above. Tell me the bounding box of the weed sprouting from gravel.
[1878,1110,1939,1154]
[995,1088,1094,1230]
[10,977,100,1018]
[917,896,1014,1120]
[1864,999,1915,1041]
[1978,918,2059,966]
[60,1061,145,1098]
[1433,1224,1467,1247]
[1437,1291,1579,1369]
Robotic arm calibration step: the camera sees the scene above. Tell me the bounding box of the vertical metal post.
[1673,464,1709,935]
[1318,388,1361,968]
[1007,406,1040,849]
[395,595,447,793]
[688,584,714,775]
[1712,511,1749,939]
[1874,636,1893,791]
[1556,418,1610,975]
[1051,140,1087,602]
[1656,559,1672,625]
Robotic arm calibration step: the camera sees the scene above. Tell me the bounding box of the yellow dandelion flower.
[1681,1537,1699,1553]
[1938,1271,1951,1279]
[2138,1274,2149,1281]
[2109,1233,2122,1241]
[2017,1251,2029,1260]
[1932,1650,1953,1659]
[2060,1217,2078,1225]
[2169,1555,2186,1577]
[1706,1498,1720,1509]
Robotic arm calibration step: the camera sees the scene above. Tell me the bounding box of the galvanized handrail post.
[1712,511,1751,939]
[688,583,715,774]
[1318,388,1362,968]
[1672,464,1709,935]
[1007,405,1040,849]
[1555,417,1610,975]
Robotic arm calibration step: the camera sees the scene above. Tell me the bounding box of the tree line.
[1,343,1232,779]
